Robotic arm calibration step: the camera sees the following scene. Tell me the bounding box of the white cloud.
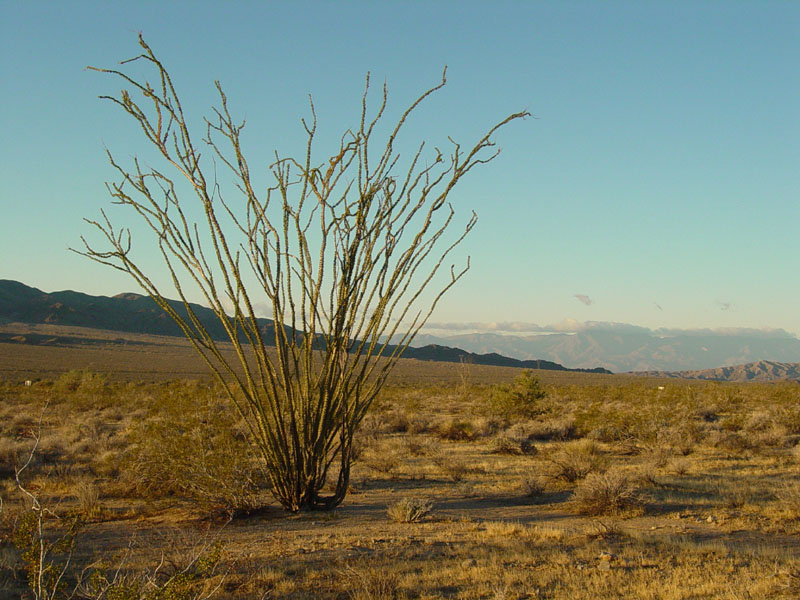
[421,320,798,340]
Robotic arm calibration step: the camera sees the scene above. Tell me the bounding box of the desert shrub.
[52,370,109,405]
[404,436,438,457]
[74,478,102,519]
[121,387,265,515]
[435,419,477,441]
[0,438,28,478]
[667,457,691,476]
[488,434,521,455]
[716,481,753,509]
[792,443,800,462]
[80,539,226,600]
[13,509,85,599]
[387,497,432,523]
[572,470,644,516]
[485,370,546,420]
[345,564,402,600]
[406,414,432,435]
[546,439,607,483]
[363,441,402,475]
[522,475,547,501]
[432,455,470,482]
[719,414,746,433]
[380,410,411,433]
[776,404,800,435]
[776,482,800,518]
[470,416,503,438]
[708,431,751,453]
[507,417,576,442]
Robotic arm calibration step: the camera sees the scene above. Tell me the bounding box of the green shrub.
[436,419,477,441]
[120,386,265,516]
[486,371,546,420]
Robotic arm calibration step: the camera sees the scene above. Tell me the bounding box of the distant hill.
[638,360,800,383]
[410,327,800,373]
[0,280,609,375]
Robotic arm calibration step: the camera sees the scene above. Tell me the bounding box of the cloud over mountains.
[423,320,797,339]
[414,321,800,372]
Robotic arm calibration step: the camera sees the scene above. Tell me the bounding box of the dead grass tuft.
[387,497,433,523]
[572,469,645,516]
[545,439,607,483]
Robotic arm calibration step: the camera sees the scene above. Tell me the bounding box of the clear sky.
[1,1,798,336]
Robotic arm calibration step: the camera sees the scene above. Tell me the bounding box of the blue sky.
[1,1,798,336]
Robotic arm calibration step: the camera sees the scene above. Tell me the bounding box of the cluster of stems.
[77,35,527,511]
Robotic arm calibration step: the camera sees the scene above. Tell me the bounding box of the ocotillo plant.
[77,35,528,511]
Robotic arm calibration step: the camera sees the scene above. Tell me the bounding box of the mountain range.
[639,360,800,383]
[0,280,609,375]
[4,279,799,380]
[408,326,800,374]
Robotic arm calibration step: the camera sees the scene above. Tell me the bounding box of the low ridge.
[0,280,611,375]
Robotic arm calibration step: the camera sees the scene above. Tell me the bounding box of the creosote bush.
[486,370,546,420]
[121,386,265,515]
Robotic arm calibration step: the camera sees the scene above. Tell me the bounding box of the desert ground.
[1,326,798,599]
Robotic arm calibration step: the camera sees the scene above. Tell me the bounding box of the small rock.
[706,516,714,523]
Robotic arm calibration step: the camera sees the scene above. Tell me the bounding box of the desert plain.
[1,324,799,599]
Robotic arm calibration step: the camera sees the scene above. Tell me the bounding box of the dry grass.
[387,497,433,523]
[0,364,799,599]
[572,470,645,516]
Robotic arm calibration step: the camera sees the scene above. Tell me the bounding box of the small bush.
[776,482,800,518]
[346,564,402,600]
[668,457,691,476]
[0,438,27,477]
[709,431,751,453]
[387,497,432,523]
[74,479,101,519]
[53,369,109,402]
[436,419,477,441]
[363,445,401,475]
[441,459,469,483]
[488,434,521,455]
[522,476,547,501]
[546,439,607,483]
[717,482,752,509]
[120,387,265,515]
[404,435,437,457]
[485,371,546,420]
[572,470,644,516]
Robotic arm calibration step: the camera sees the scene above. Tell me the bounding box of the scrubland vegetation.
[1,368,799,598]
